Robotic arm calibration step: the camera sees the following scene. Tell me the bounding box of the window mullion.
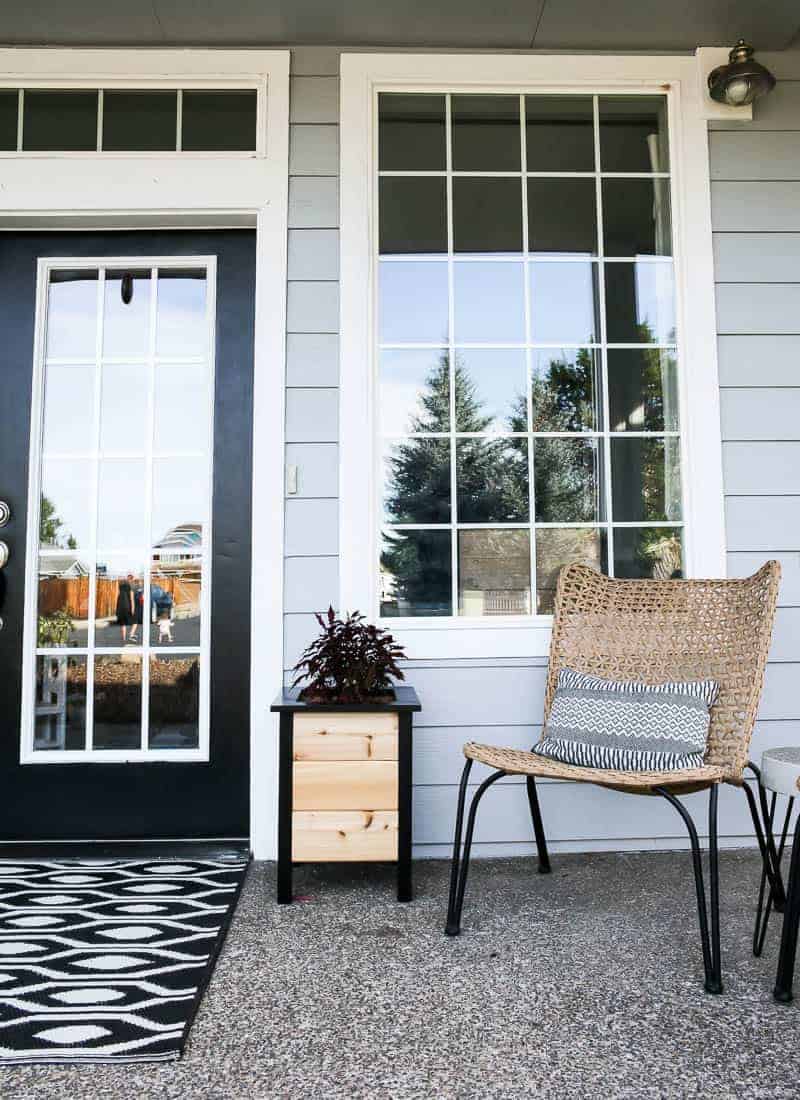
[520,92,536,617]
[593,94,615,578]
[445,93,459,618]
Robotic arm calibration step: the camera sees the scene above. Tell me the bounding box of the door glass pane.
[34,656,86,751]
[99,363,148,454]
[456,438,529,523]
[599,96,669,173]
[103,270,152,358]
[451,95,520,171]
[379,177,447,255]
[456,349,527,433]
[380,529,452,617]
[379,93,446,171]
[41,459,91,551]
[181,90,257,152]
[534,438,604,523]
[379,350,450,435]
[150,558,202,647]
[97,459,146,550]
[525,96,594,172]
[46,270,98,359]
[23,90,98,151]
[611,437,682,522]
[535,528,607,614]
[602,179,672,257]
[149,655,200,749]
[607,349,678,432]
[458,530,531,616]
[154,363,209,452]
[0,90,18,150]
[102,91,177,152]
[452,178,522,255]
[156,270,208,358]
[453,261,525,344]
[379,260,449,344]
[94,556,145,648]
[528,179,597,256]
[383,440,451,524]
[37,559,90,648]
[529,261,599,344]
[151,458,208,546]
[42,363,95,454]
[531,349,600,432]
[93,655,141,750]
[613,526,683,579]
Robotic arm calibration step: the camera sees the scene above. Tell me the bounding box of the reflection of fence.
[39,575,201,619]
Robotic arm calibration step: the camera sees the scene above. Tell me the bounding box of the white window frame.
[0,48,289,859]
[23,255,217,765]
[340,52,726,661]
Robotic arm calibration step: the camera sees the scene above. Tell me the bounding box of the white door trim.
[0,47,290,858]
[339,52,727,660]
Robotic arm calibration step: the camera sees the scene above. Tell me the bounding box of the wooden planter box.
[270,686,421,904]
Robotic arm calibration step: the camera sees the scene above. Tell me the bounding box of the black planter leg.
[445,769,505,937]
[445,759,472,934]
[708,784,723,994]
[774,813,800,1003]
[526,775,551,874]
[743,780,786,910]
[277,714,294,904]
[655,786,716,993]
[753,792,777,956]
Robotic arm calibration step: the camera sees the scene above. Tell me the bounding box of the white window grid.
[376,91,684,618]
[23,256,216,762]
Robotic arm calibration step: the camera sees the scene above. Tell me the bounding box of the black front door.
[0,230,255,839]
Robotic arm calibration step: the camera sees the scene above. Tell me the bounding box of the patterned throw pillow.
[533,668,719,772]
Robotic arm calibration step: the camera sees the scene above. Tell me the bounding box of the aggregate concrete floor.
[6,850,800,1099]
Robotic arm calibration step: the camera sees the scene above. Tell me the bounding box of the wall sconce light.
[708,40,776,107]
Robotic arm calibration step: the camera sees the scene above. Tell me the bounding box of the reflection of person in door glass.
[129,582,144,643]
[116,575,135,644]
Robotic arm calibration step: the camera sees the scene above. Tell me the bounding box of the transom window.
[376,92,682,619]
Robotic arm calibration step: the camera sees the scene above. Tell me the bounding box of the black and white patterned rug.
[0,856,248,1064]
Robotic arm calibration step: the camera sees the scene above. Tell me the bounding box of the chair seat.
[761,747,800,798]
[464,741,727,792]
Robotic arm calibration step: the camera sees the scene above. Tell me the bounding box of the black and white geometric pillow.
[533,668,719,772]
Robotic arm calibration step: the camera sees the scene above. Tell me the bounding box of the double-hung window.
[340,55,725,643]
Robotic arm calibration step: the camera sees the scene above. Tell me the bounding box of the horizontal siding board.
[286,280,339,333]
[291,47,340,77]
[728,552,800,604]
[712,182,800,232]
[285,612,330,670]
[717,335,800,386]
[289,76,339,123]
[710,80,800,131]
[288,229,339,281]
[759,663,799,721]
[770,607,800,662]
[289,124,339,176]
[415,725,539,786]
[723,441,800,492]
[713,233,800,283]
[726,497,800,551]
[407,665,547,727]
[286,333,339,387]
[715,283,800,334]
[285,443,339,498]
[285,387,338,443]
[284,498,339,557]
[284,556,339,614]
[709,132,800,181]
[721,392,800,441]
[288,177,339,229]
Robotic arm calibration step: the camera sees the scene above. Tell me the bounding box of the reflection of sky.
[456,349,527,430]
[156,275,208,357]
[379,349,448,435]
[46,276,97,358]
[103,274,151,358]
[453,262,525,343]
[152,458,207,542]
[379,260,448,344]
[97,459,146,549]
[43,364,94,452]
[633,262,675,342]
[96,552,144,577]
[154,363,208,452]
[530,262,597,343]
[100,362,148,453]
[41,459,92,548]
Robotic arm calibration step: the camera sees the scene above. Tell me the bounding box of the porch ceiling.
[1,0,799,52]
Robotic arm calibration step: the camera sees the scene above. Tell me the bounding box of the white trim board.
[339,52,727,661]
[0,48,290,860]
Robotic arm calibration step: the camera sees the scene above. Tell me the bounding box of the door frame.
[0,48,290,858]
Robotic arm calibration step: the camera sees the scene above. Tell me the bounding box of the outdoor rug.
[0,855,248,1064]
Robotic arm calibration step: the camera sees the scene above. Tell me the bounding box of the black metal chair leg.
[526,775,551,874]
[445,759,472,934]
[708,784,723,993]
[758,781,787,914]
[655,785,717,994]
[774,813,800,1003]
[445,769,505,937]
[742,780,786,910]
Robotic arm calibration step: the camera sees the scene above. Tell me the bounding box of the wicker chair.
[445,561,782,994]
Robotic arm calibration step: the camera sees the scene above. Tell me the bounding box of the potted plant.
[270,609,421,904]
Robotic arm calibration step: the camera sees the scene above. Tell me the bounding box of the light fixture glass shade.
[708,40,776,107]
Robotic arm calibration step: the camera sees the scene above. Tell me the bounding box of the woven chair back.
[545,562,781,780]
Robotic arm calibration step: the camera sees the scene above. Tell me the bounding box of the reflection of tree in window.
[40,494,77,549]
